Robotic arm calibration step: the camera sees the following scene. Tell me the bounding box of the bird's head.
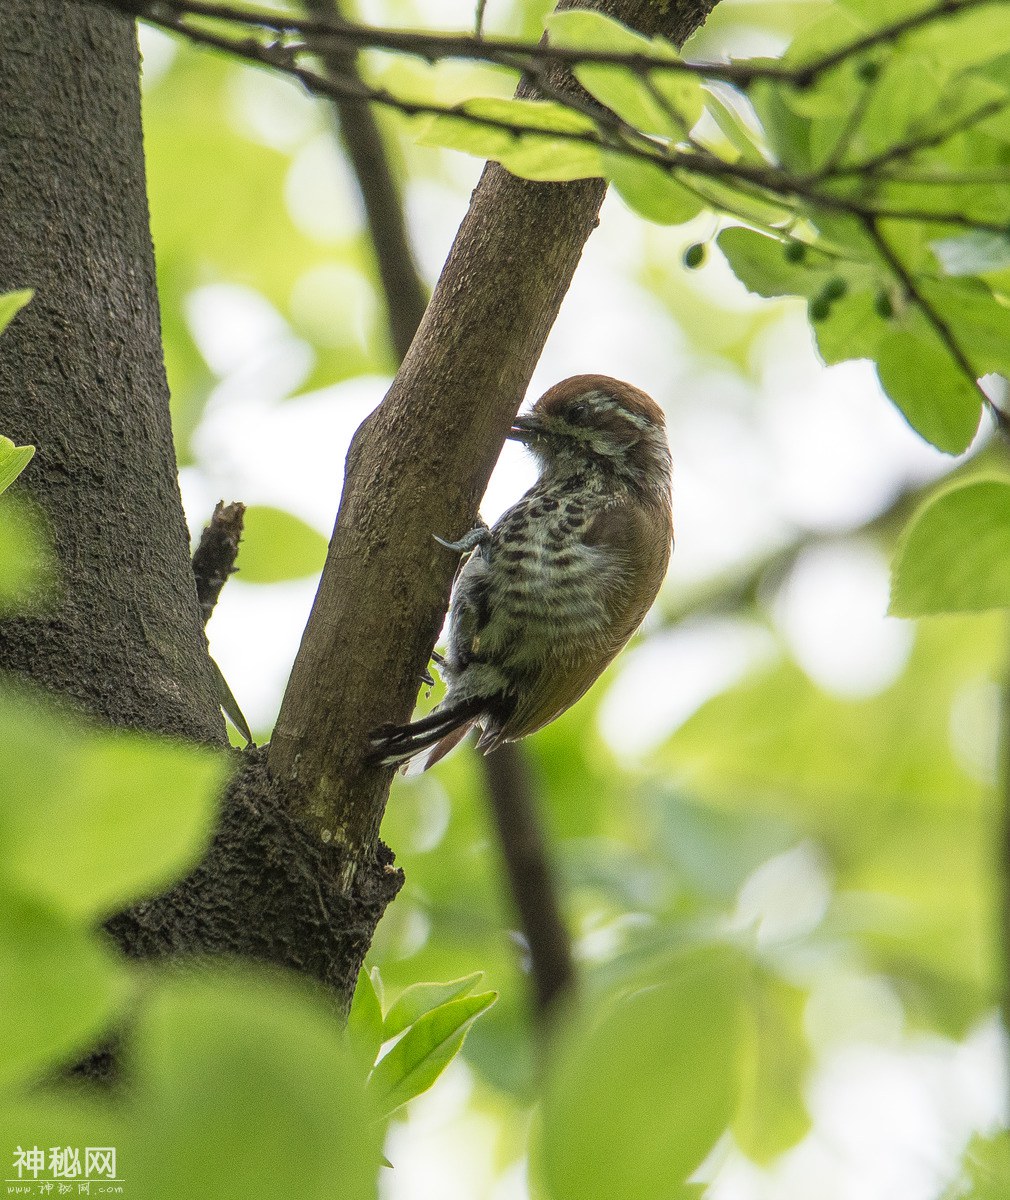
[507,375,671,499]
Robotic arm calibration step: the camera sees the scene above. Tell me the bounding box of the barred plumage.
[370,374,674,772]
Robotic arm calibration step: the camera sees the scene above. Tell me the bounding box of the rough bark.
[269,0,718,880]
[106,749,402,1019]
[303,47,578,1018]
[0,0,223,744]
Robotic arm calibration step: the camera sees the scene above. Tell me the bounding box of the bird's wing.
[488,498,671,746]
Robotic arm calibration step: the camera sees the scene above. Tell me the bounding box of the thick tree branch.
[310,32,577,1013]
[1,0,403,1025]
[266,0,719,881]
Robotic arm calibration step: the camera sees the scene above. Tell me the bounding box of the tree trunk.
[0,0,223,743]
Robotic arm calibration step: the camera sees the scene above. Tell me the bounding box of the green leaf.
[890,478,1010,616]
[717,227,823,299]
[702,86,771,166]
[366,990,497,1116]
[536,946,745,1200]
[132,966,381,1200]
[812,288,888,364]
[547,11,703,137]
[347,966,384,1073]
[0,689,230,920]
[749,73,814,172]
[0,436,35,495]
[606,154,705,225]
[382,971,485,1040]
[734,971,812,1163]
[0,497,53,614]
[0,891,130,1091]
[416,98,603,181]
[874,325,983,454]
[237,505,328,583]
[0,289,33,337]
[921,277,1010,380]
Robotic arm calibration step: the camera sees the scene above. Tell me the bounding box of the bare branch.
[303,0,427,363]
[483,745,575,1024]
[89,0,1002,92]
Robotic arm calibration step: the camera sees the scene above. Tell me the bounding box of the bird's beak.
[507,414,542,443]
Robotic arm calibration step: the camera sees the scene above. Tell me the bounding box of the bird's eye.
[568,402,588,423]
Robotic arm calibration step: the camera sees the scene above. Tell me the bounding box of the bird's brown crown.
[534,374,666,428]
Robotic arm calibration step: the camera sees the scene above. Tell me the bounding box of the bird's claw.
[420,650,446,690]
[433,520,491,556]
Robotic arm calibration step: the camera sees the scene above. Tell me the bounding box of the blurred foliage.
[141,46,391,462]
[0,516,490,1195]
[891,479,1010,615]
[0,299,486,1190]
[236,504,329,582]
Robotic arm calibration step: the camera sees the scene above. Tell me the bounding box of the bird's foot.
[433,519,491,557]
[420,650,446,690]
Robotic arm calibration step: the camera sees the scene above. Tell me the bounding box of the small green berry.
[783,241,807,264]
[809,295,832,322]
[822,276,848,302]
[683,242,706,269]
[875,291,894,320]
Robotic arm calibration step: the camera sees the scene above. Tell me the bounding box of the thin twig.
[90,0,1001,91]
[822,93,1010,180]
[87,0,1010,245]
[863,216,1009,434]
[786,0,994,89]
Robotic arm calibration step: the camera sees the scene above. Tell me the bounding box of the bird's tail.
[369,695,485,774]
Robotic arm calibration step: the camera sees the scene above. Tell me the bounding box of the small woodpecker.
[370,374,674,772]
